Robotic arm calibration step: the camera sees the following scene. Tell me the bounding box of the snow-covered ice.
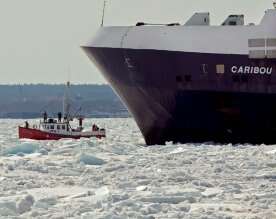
[0,118,276,218]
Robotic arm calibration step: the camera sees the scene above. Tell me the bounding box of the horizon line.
[0,83,109,86]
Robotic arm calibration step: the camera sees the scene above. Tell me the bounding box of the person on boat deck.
[43,111,47,122]
[78,117,83,127]
[92,124,99,131]
[25,121,29,129]
[58,112,62,122]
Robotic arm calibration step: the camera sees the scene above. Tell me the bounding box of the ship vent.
[248,38,276,59]
[222,15,244,26]
[185,12,210,26]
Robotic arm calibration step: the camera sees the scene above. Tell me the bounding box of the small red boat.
[18,119,106,140]
[18,82,106,140]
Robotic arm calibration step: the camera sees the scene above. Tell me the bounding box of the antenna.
[101,0,107,27]
[63,81,71,121]
[67,65,71,83]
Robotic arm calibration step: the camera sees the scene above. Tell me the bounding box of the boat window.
[50,125,54,129]
[62,125,65,130]
[57,125,60,130]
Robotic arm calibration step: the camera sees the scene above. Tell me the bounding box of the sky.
[0,0,274,84]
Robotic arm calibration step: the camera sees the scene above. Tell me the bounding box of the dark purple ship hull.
[83,46,276,145]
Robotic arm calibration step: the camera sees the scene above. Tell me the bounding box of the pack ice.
[0,118,276,218]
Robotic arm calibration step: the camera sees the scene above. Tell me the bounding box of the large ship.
[83,4,276,145]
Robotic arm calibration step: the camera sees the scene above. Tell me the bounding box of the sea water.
[0,118,276,218]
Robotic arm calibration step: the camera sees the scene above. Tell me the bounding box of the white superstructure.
[86,9,276,57]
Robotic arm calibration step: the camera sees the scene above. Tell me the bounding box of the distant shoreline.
[0,83,108,86]
[0,84,128,118]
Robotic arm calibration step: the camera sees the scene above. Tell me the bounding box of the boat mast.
[63,81,71,121]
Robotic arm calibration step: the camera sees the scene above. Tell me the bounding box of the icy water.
[0,118,276,218]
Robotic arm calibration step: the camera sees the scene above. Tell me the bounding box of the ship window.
[229,21,236,26]
[248,39,265,47]
[176,75,183,82]
[241,75,249,83]
[62,125,65,130]
[50,125,54,129]
[232,75,240,82]
[267,50,276,59]
[249,50,266,59]
[185,75,192,82]
[57,125,60,130]
[216,64,225,74]
[202,64,208,74]
[267,38,276,47]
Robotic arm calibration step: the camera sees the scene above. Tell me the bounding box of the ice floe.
[77,153,106,166]
[0,118,276,218]
[4,143,39,155]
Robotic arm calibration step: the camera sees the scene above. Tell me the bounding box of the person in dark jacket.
[58,112,62,122]
[43,111,48,122]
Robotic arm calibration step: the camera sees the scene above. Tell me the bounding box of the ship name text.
[231,66,272,75]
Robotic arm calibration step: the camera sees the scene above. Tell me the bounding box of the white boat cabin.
[38,118,83,135]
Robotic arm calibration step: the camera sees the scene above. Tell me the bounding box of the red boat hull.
[18,127,105,140]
